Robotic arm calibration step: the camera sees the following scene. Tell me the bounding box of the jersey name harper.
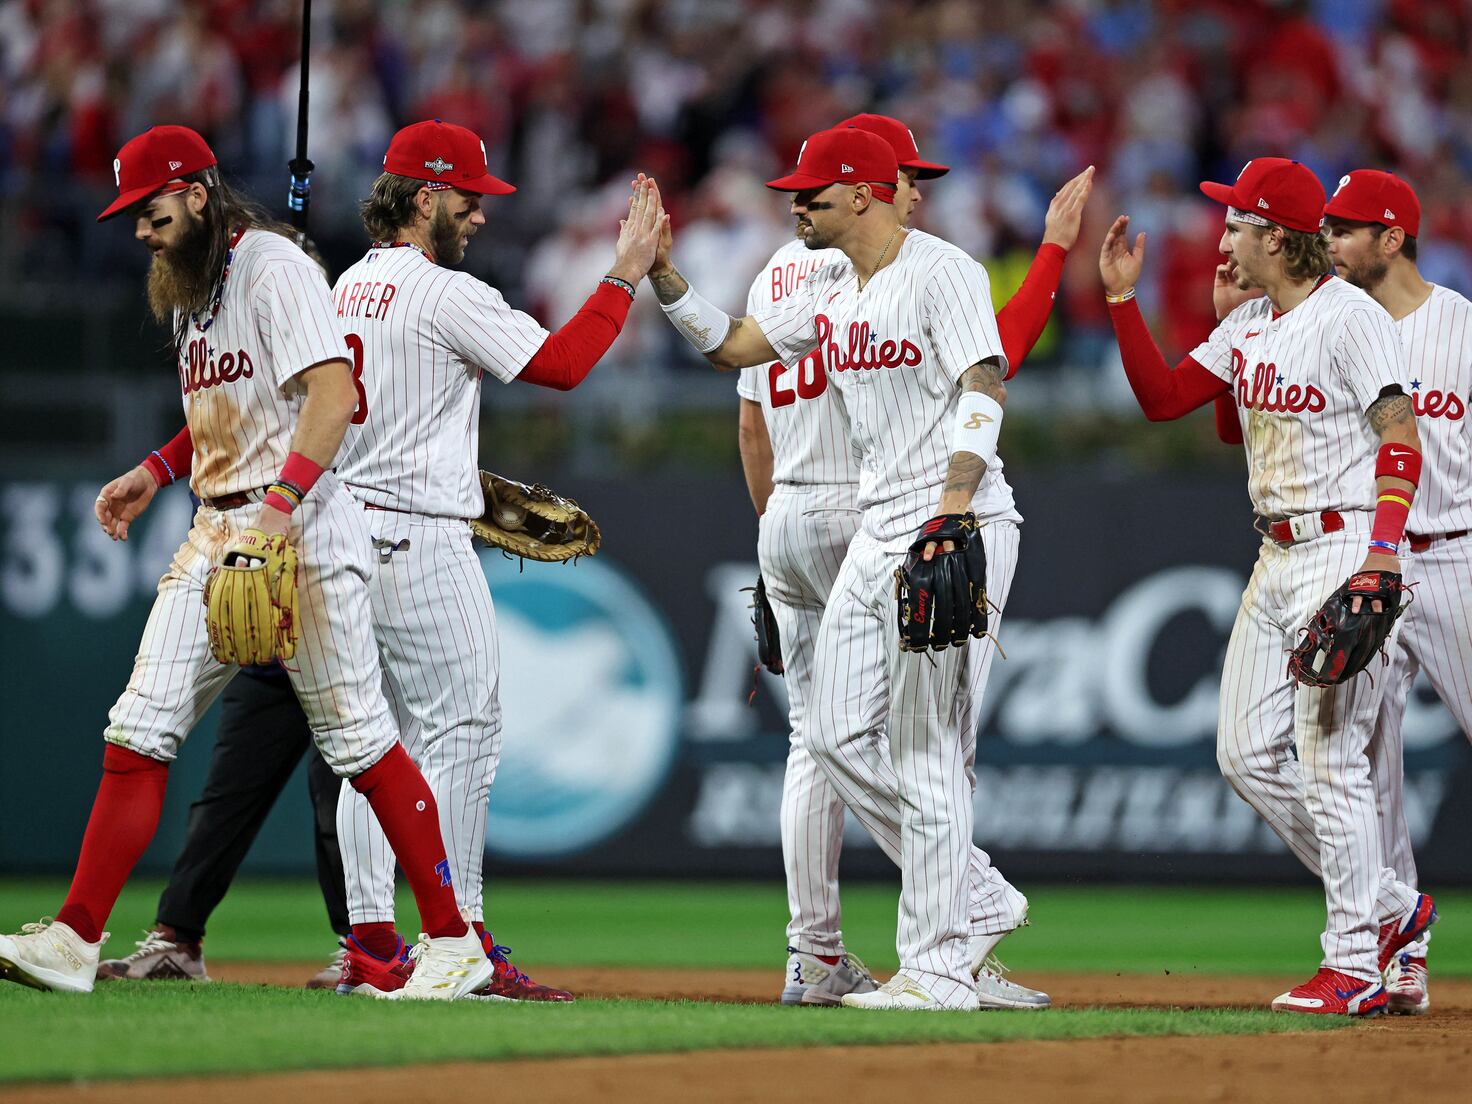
[754,229,1017,546]
[737,238,857,486]
[1399,283,1472,533]
[332,245,550,518]
[1192,276,1407,519]
[178,228,349,500]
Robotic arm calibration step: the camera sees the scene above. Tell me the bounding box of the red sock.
[350,922,401,960]
[349,744,466,939]
[471,921,486,942]
[56,745,169,944]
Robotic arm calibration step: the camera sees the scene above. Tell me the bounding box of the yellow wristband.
[1105,287,1136,305]
[1377,493,1412,509]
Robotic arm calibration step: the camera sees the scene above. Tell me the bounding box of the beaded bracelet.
[150,450,177,485]
[1367,539,1399,555]
[600,275,636,300]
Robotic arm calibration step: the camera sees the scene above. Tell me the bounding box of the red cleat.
[470,933,575,1002]
[1378,894,1437,974]
[335,934,413,996]
[1272,968,1386,1016]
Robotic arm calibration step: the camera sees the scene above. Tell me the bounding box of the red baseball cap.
[383,119,515,195]
[97,125,218,222]
[766,128,900,198]
[1324,170,1420,237]
[838,113,949,179]
[1199,158,1326,234]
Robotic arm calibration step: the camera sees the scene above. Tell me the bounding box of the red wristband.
[266,452,326,514]
[1375,442,1421,486]
[1371,491,1412,548]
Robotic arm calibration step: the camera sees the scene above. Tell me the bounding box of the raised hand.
[1212,260,1262,321]
[95,466,159,541]
[1099,214,1146,296]
[609,174,668,285]
[1041,166,1096,250]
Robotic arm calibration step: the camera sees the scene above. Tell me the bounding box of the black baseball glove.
[1288,569,1407,687]
[895,513,988,653]
[751,573,783,675]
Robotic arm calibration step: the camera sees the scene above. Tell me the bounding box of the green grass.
[0,983,1350,1084]
[3,879,1468,976]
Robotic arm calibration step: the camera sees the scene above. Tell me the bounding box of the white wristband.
[952,391,1003,466]
[660,286,733,354]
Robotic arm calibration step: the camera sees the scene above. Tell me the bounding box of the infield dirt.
[6,967,1469,1103]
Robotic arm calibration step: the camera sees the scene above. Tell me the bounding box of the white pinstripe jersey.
[754,229,1016,546]
[1193,276,1408,518]
[178,229,349,499]
[1398,284,1472,534]
[332,245,549,518]
[736,239,857,486]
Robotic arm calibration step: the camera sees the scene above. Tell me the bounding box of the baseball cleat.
[841,972,971,1011]
[968,909,1030,979]
[1377,893,1437,974]
[1271,968,1386,1016]
[382,930,493,1001]
[469,933,575,1002]
[97,926,209,982]
[338,934,414,997]
[0,919,107,994]
[974,955,1051,1010]
[781,948,878,1006]
[1386,954,1429,1015]
[305,944,346,990]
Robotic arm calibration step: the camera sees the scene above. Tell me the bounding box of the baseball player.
[327,120,663,999]
[651,126,1043,1010]
[740,116,1092,1007]
[1099,157,1437,1015]
[1323,171,1472,1015]
[0,126,490,1001]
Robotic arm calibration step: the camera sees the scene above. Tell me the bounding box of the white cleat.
[369,930,493,1001]
[1386,954,1429,1016]
[974,954,1051,1010]
[841,972,972,1011]
[0,919,107,994]
[781,949,878,1006]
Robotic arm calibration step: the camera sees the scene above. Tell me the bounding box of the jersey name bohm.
[769,255,828,302]
[814,313,922,373]
[180,335,253,395]
[336,279,398,321]
[1231,349,1326,414]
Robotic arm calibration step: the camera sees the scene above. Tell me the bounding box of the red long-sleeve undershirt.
[996,243,1067,379]
[516,282,632,391]
[1107,297,1229,421]
[142,424,194,486]
[1214,394,1244,444]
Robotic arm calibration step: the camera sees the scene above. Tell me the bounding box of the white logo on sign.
[168,160,183,172]
[424,157,454,175]
[840,162,854,173]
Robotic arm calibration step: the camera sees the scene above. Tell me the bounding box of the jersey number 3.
[767,354,826,407]
[345,333,369,426]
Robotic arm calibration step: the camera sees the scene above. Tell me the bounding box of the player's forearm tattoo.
[649,266,690,305]
[963,357,1007,405]
[1368,391,1413,434]
[941,357,1007,498]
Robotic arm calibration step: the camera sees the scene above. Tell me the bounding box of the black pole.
[287,0,314,238]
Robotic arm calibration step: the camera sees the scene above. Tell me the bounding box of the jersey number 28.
[344,334,369,426]
[767,354,826,407]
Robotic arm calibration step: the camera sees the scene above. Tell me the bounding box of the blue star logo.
[1277,374,1285,386]
[1410,379,1422,390]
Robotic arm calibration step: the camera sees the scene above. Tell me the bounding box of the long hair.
[1277,226,1334,282]
[360,173,426,241]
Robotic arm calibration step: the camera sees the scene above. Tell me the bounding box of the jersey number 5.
[767,353,826,408]
[345,334,369,426]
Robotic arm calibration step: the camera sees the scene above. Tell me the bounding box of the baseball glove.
[751,574,783,675]
[204,528,299,666]
[895,512,988,653]
[469,471,602,563]
[1288,570,1407,687]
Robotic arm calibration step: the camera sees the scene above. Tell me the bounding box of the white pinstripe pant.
[808,519,1024,1007]
[1368,534,1472,956]
[1218,518,1419,983]
[337,509,502,925]
[105,474,398,776]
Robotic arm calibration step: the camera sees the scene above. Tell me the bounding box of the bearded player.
[0,126,488,1000]
[1099,157,1435,1015]
[1323,171,1471,1015]
[652,127,1046,1010]
[739,114,1091,1007]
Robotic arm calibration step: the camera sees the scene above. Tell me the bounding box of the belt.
[201,487,268,511]
[1264,510,1344,546]
[1408,530,1469,554]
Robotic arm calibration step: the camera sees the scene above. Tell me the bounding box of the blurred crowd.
[4,0,1472,382]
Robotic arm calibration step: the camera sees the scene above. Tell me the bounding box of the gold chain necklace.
[866,223,901,285]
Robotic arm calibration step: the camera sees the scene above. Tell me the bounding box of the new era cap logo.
[840,162,854,173]
[1257,198,1270,209]
[168,160,183,171]
[1384,208,1396,219]
[424,157,454,175]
